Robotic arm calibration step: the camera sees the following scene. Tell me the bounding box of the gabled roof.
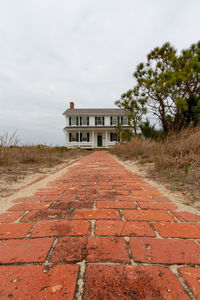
[63,108,128,116]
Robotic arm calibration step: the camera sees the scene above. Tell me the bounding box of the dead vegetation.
[0,132,89,196]
[110,126,200,207]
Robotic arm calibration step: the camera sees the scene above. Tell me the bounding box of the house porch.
[65,128,118,149]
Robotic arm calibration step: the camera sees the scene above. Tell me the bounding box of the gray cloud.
[0,0,200,144]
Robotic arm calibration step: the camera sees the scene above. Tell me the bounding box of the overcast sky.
[0,0,200,145]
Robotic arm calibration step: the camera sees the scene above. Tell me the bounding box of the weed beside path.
[110,126,200,208]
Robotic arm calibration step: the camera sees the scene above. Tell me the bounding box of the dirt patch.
[0,161,66,197]
[0,159,81,213]
[0,148,89,197]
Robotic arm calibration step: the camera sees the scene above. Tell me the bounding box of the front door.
[97,134,102,147]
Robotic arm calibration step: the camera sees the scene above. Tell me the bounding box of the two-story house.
[63,102,130,148]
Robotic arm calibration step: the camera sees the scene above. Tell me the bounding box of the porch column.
[65,131,68,145]
[105,130,108,147]
[79,131,80,147]
[92,130,95,148]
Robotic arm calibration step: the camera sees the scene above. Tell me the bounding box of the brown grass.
[0,133,89,196]
[110,126,200,205]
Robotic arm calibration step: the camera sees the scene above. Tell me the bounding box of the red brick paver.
[95,220,156,236]
[123,209,175,221]
[171,211,200,222]
[83,265,190,299]
[0,223,34,239]
[153,222,200,238]
[0,265,78,299]
[0,151,200,298]
[137,201,178,210]
[0,211,23,223]
[49,237,87,263]
[96,200,137,209]
[30,220,91,237]
[20,209,73,222]
[0,238,54,264]
[86,237,130,263]
[73,208,120,219]
[130,237,200,264]
[178,267,200,300]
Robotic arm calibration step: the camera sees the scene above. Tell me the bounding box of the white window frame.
[97,117,103,125]
[82,117,87,125]
[82,132,88,141]
[122,116,128,125]
[113,116,118,125]
[71,132,78,141]
[71,117,76,126]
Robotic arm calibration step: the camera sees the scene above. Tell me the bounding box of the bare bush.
[0,132,20,166]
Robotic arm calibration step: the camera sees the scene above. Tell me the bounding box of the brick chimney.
[70,102,74,109]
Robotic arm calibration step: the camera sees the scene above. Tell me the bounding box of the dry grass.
[0,133,89,196]
[110,126,200,206]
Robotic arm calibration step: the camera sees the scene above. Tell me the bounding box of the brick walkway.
[0,152,200,299]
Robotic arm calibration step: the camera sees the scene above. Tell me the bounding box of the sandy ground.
[112,154,200,216]
[0,159,80,213]
[0,160,73,197]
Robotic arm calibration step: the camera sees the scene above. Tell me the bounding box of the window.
[81,116,89,125]
[69,117,77,126]
[95,116,105,125]
[69,132,79,142]
[122,116,128,125]
[114,116,128,125]
[110,116,128,125]
[110,116,118,125]
[110,133,118,142]
[80,132,90,142]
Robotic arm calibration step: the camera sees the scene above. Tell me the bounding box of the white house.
[63,102,130,149]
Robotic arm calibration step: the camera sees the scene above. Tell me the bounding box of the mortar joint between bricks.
[169,265,196,300]
[24,222,38,239]
[119,209,125,221]
[148,222,163,238]
[90,220,96,237]
[48,201,55,210]
[194,240,200,246]
[124,237,137,266]
[44,238,58,265]
[75,259,86,300]
[70,208,75,220]
[135,202,141,210]
[93,201,96,209]
[15,210,29,223]
[167,210,180,223]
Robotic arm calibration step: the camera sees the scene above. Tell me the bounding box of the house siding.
[63,107,131,149]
